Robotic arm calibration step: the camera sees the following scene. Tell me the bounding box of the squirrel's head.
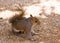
[30,14,40,26]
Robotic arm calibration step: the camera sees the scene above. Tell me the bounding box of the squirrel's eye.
[35,21,37,22]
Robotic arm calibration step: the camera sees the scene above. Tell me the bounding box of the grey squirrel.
[9,8,40,41]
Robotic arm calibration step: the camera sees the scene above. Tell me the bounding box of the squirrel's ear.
[30,14,33,17]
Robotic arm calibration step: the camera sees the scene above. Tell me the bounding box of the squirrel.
[9,7,40,41]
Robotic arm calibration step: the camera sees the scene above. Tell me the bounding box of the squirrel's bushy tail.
[9,7,25,23]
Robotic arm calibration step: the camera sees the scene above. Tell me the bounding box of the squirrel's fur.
[9,8,40,41]
[9,7,25,23]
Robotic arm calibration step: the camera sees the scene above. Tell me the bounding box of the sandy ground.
[0,0,39,7]
[0,14,60,43]
[0,0,60,43]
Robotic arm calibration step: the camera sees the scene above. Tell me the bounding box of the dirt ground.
[0,0,39,7]
[0,0,60,43]
[0,14,60,43]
